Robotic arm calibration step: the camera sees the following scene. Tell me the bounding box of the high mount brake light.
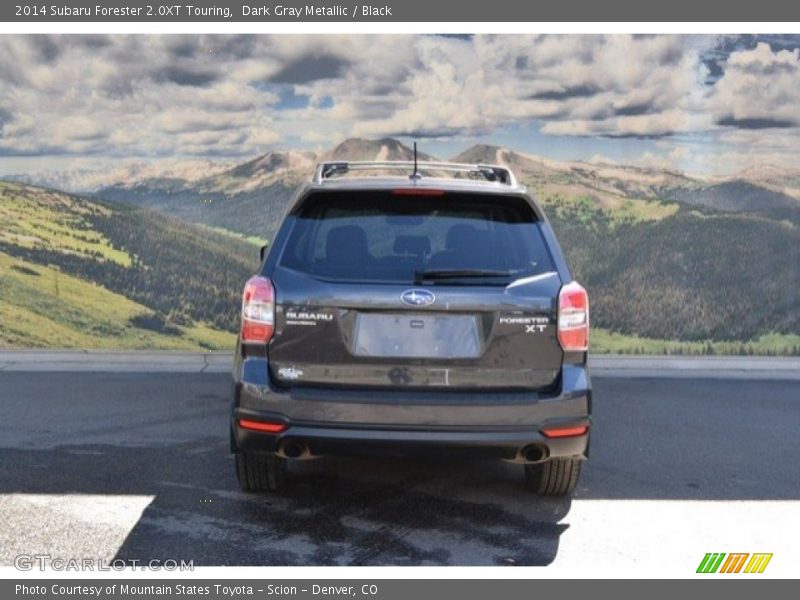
[241,276,275,344]
[392,189,446,196]
[558,281,589,351]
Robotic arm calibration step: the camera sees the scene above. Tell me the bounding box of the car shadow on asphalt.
[0,441,571,566]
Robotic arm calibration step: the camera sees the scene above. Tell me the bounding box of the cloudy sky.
[2,33,800,176]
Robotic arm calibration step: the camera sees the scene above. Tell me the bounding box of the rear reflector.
[241,275,275,344]
[238,419,286,433]
[541,425,589,438]
[392,188,446,196]
[558,281,589,351]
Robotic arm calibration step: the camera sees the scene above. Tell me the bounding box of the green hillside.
[96,183,294,239]
[547,202,800,343]
[0,181,258,350]
[4,153,800,355]
[0,251,233,349]
[591,328,800,356]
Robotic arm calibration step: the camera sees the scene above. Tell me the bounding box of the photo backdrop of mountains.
[3,138,799,354]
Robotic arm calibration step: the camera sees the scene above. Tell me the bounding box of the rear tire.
[525,458,581,496]
[235,452,287,492]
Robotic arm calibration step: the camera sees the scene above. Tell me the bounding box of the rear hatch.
[267,189,564,391]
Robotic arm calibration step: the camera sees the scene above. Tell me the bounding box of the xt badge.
[499,315,549,333]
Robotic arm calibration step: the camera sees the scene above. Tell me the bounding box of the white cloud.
[0,33,799,173]
[711,42,800,128]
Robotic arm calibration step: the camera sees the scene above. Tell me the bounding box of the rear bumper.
[231,356,591,461]
[234,418,589,461]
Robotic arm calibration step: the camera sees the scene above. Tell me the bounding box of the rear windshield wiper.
[414,269,513,284]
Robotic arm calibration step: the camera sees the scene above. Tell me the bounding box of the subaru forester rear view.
[230,160,591,496]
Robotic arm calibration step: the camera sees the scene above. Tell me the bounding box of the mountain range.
[2,138,799,351]
[9,137,800,232]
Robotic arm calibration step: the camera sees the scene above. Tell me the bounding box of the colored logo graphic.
[696,553,773,574]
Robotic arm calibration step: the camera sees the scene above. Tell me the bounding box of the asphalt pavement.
[0,368,798,573]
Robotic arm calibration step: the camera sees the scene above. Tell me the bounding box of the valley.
[3,138,798,354]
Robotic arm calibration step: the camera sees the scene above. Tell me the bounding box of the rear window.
[278,191,555,284]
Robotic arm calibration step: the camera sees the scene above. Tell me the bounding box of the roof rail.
[313,160,518,187]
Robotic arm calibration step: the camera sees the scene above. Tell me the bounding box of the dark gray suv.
[231,160,591,496]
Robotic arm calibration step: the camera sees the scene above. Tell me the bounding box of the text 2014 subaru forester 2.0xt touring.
[230,158,591,496]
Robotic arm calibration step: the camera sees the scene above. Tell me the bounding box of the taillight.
[238,419,286,433]
[541,425,589,438]
[558,281,589,351]
[241,275,275,344]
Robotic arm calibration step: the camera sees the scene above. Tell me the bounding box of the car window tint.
[280,191,555,283]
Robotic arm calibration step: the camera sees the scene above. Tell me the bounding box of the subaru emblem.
[400,289,435,307]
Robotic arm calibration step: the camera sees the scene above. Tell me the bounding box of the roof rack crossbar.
[313,160,517,187]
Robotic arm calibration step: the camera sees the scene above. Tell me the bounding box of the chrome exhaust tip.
[277,440,312,460]
[517,444,549,464]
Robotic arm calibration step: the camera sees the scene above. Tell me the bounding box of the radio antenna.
[411,141,420,180]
